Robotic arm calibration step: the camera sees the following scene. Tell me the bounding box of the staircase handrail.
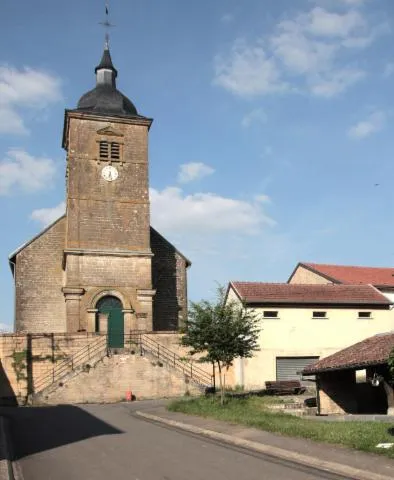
[130,333,212,386]
[34,334,108,392]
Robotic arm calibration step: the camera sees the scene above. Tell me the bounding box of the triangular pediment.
[96,126,124,137]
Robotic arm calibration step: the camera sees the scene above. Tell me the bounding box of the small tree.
[388,347,394,385]
[181,285,260,405]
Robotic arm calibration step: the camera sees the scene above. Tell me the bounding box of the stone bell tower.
[10,39,190,336]
[62,44,156,335]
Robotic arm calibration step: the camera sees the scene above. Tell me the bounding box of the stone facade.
[288,265,334,285]
[34,353,201,405]
[151,228,189,331]
[0,332,209,405]
[13,217,67,333]
[318,370,357,414]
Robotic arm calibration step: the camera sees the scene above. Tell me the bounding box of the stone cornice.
[64,248,153,258]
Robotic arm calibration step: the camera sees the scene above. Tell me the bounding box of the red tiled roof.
[301,263,394,288]
[230,282,392,305]
[303,332,394,374]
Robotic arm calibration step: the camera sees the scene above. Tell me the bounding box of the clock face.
[101,165,118,182]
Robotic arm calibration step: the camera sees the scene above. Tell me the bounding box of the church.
[8,43,190,346]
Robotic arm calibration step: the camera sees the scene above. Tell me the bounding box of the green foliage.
[169,396,394,458]
[10,350,27,382]
[181,285,261,404]
[388,347,394,385]
[182,285,260,367]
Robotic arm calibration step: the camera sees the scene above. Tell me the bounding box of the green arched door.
[97,296,124,348]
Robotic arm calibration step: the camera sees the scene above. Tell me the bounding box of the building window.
[358,311,372,319]
[313,311,327,319]
[99,141,109,158]
[263,311,278,318]
[111,142,120,160]
[99,141,121,160]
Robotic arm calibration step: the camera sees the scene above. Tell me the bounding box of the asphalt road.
[5,401,350,480]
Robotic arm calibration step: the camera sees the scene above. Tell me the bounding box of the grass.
[168,396,394,458]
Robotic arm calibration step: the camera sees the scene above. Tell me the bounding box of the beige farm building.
[226,263,394,390]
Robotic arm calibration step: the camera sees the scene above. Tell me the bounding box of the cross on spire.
[99,2,115,49]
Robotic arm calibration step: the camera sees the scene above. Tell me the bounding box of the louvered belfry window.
[99,141,109,159]
[99,141,121,160]
[111,142,120,160]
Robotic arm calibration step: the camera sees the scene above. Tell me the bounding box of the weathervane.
[99,2,115,48]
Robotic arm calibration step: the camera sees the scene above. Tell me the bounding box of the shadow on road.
[0,405,123,460]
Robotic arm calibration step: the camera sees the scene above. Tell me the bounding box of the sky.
[1,0,394,330]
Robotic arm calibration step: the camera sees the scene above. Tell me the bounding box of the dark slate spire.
[95,44,118,81]
[76,43,138,117]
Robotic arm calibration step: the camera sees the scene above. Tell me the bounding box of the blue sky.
[1,0,394,330]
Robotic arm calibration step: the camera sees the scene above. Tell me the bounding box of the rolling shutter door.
[276,357,319,381]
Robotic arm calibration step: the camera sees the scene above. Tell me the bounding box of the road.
[5,401,349,480]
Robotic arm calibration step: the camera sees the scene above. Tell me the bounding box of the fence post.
[174,353,176,367]
[157,344,160,359]
[190,363,193,378]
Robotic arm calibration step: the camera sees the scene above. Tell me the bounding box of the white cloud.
[0,66,62,134]
[347,111,386,139]
[0,107,28,135]
[221,13,234,23]
[0,149,57,195]
[241,108,267,128]
[309,68,365,97]
[255,194,271,203]
[150,187,274,235]
[30,201,66,227]
[383,62,394,78]
[213,40,288,96]
[339,0,367,5]
[305,7,365,38]
[0,323,12,333]
[214,3,382,98]
[178,162,215,183]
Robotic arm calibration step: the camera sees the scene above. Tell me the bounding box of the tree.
[181,285,260,405]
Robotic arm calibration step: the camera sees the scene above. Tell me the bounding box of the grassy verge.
[168,396,394,458]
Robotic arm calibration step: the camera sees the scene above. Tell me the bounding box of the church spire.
[76,1,139,117]
[95,45,118,86]
[96,2,117,86]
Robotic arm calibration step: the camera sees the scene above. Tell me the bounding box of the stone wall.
[288,265,334,285]
[65,115,151,251]
[151,228,188,331]
[34,353,201,405]
[0,332,213,405]
[14,217,66,333]
[318,370,357,414]
[0,333,104,404]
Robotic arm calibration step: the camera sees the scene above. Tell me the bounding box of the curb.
[0,417,14,480]
[136,410,393,480]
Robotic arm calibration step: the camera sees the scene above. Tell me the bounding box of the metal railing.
[34,335,108,393]
[33,331,213,394]
[130,332,213,388]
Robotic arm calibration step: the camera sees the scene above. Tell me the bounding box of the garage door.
[276,357,319,381]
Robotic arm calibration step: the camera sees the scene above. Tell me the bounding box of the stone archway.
[96,296,124,348]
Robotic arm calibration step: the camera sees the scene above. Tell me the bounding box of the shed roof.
[230,282,392,306]
[291,262,394,288]
[303,332,394,375]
